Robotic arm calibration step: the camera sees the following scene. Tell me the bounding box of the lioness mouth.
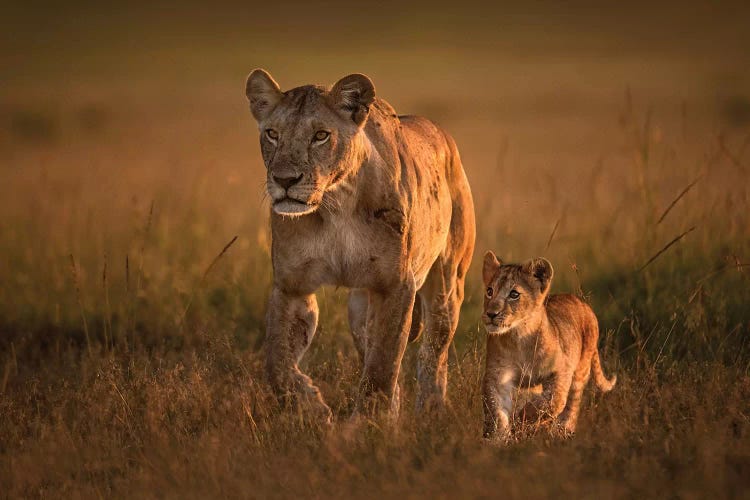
[272,197,319,217]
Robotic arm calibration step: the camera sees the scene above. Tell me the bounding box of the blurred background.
[2,1,750,496]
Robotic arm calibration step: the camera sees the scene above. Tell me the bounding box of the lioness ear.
[329,73,375,126]
[523,258,554,294]
[482,251,502,285]
[245,68,282,122]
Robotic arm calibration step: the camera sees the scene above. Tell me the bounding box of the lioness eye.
[265,129,278,141]
[486,287,493,298]
[509,290,520,300]
[313,130,330,142]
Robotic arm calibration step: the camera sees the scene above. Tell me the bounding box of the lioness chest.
[272,209,407,292]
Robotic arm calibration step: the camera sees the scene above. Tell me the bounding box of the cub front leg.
[482,366,516,439]
[266,287,331,424]
[483,338,518,439]
[357,276,417,416]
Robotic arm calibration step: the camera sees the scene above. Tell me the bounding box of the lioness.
[244,69,475,420]
[481,252,616,438]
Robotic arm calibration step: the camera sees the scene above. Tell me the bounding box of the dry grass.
[2,333,749,498]
[2,6,750,497]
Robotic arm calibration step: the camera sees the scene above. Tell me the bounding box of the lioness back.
[356,103,474,289]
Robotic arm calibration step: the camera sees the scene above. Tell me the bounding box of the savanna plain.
[1,4,750,498]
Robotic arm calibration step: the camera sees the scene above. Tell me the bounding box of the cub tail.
[591,349,617,392]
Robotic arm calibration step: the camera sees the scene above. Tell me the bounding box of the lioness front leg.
[347,289,369,363]
[266,287,332,423]
[356,277,416,416]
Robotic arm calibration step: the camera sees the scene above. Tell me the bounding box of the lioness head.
[481,252,554,335]
[244,69,376,217]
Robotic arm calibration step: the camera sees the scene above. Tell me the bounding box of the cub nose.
[273,173,303,190]
[486,312,499,320]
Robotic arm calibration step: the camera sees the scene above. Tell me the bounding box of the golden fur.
[245,69,476,420]
[481,252,616,437]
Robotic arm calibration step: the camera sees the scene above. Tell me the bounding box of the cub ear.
[245,68,282,122]
[523,257,554,294]
[482,251,502,285]
[329,73,375,126]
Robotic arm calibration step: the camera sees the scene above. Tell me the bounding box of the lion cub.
[481,252,616,438]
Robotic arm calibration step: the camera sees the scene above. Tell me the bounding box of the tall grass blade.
[638,226,696,272]
[657,176,702,225]
[69,254,92,357]
[178,235,239,333]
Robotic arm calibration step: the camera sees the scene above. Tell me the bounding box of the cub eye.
[486,287,493,298]
[265,129,279,141]
[508,290,520,300]
[313,130,330,142]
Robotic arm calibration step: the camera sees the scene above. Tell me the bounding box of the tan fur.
[480,252,616,438]
[245,69,476,421]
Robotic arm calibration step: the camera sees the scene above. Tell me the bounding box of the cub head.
[481,251,554,335]
[244,69,375,217]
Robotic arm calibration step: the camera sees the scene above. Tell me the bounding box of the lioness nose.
[486,312,499,320]
[273,173,303,190]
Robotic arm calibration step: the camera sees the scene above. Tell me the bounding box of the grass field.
[1,3,750,498]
